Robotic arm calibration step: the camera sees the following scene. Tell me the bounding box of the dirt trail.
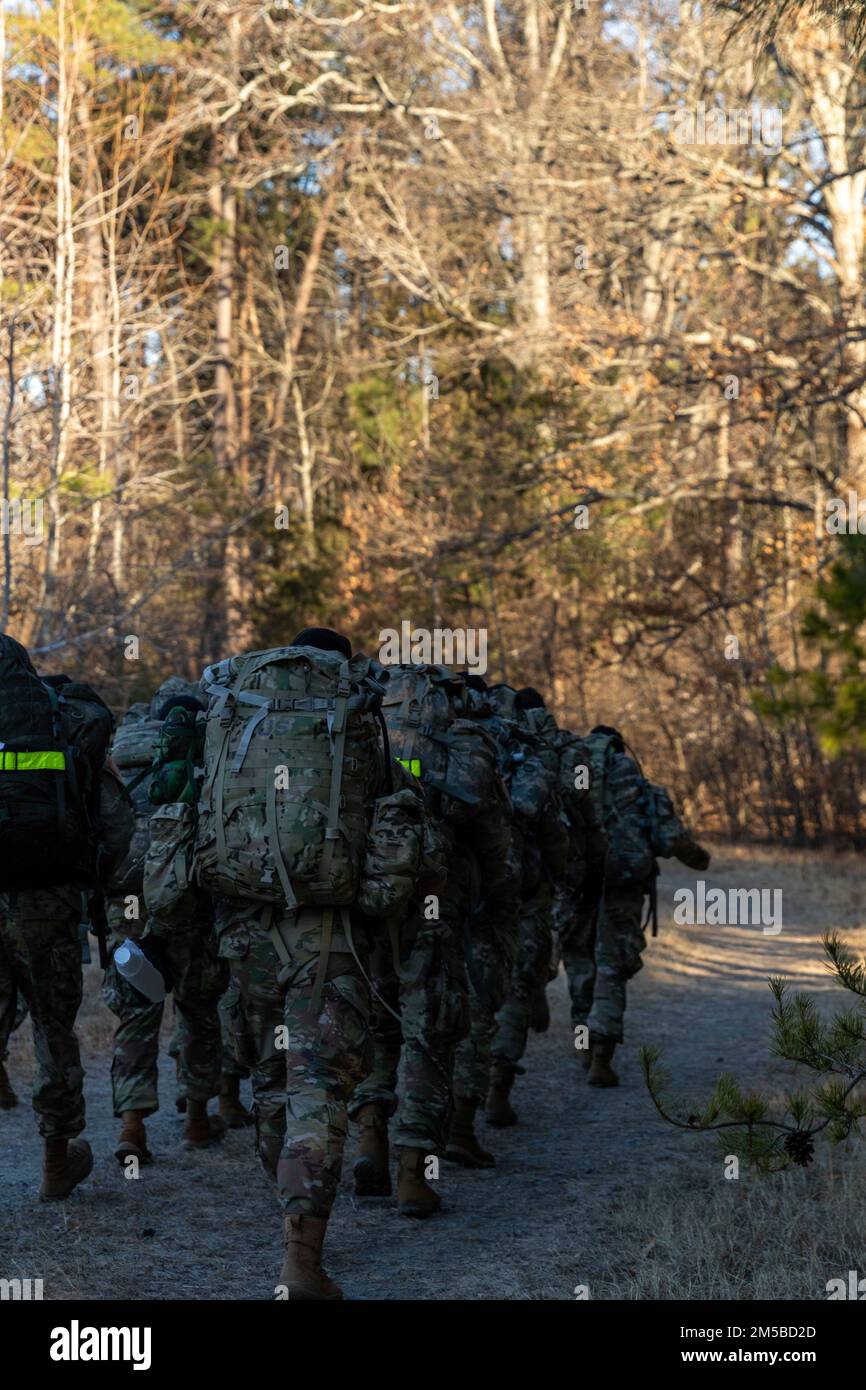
[2,846,864,1301]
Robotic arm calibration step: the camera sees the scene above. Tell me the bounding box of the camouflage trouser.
[492,883,554,1068]
[167,976,250,1101]
[348,916,470,1153]
[560,884,647,1044]
[216,900,371,1218]
[0,888,85,1138]
[453,924,513,1103]
[103,899,227,1117]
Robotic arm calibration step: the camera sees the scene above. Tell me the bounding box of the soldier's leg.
[167,1002,186,1111]
[586,885,647,1086]
[165,917,228,1147]
[449,929,510,1168]
[393,916,469,1216]
[0,900,85,1140]
[103,902,164,1122]
[346,933,401,1197]
[217,975,253,1127]
[560,903,598,1048]
[486,888,553,1125]
[346,933,401,1119]
[491,885,553,1071]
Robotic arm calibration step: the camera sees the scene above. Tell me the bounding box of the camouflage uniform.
[103,898,227,1116]
[561,884,648,1042]
[0,886,86,1138]
[561,749,708,1043]
[491,706,568,1071]
[105,676,236,1117]
[452,726,521,1104]
[215,898,373,1216]
[348,844,471,1154]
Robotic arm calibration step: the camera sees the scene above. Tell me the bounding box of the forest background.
[4,0,866,842]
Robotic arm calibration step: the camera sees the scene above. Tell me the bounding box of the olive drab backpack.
[380,664,498,826]
[194,645,388,908]
[0,637,114,890]
[584,730,655,885]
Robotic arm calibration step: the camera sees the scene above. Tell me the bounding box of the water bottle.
[114,939,167,1004]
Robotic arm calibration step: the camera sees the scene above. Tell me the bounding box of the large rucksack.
[0,637,114,890]
[381,664,497,826]
[194,645,387,907]
[108,678,202,897]
[584,731,655,885]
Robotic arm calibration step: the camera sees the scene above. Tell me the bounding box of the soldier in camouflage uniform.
[106,677,249,1167]
[478,687,570,1128]
[444,679,523,1166]
[348,665,507,1218]
[561,724,709,1086]
[168,981,252,1117]
[0,652,133,1200]
[155,627,432,1299]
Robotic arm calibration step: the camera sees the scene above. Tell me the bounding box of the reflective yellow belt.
[397,757,422,777]
[0,751,66,771]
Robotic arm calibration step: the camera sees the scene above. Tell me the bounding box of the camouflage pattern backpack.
[646,782,687,858]
[194,645,387,908]
[474,688,569,887]
[381,664,498,827]
[108,677,201,897]
[584,731,655,885]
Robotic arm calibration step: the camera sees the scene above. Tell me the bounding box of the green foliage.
[753,536,866,753]
[643,931,866,1174]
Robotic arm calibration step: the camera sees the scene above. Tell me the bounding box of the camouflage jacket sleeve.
[669,832,710,871]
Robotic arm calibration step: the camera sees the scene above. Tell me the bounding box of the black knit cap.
[292,626,352,660]
[0,633,36,673]
[461,673,488,692]
[516,686,545,710]
[158,693,205,722]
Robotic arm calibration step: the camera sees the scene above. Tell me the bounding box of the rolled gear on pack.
[0,639,115,891]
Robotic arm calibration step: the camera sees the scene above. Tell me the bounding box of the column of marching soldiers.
[0,626,709,1301]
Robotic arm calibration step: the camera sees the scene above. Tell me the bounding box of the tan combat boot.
[587,1036,619,1088]
[40,1137,93,1202]
[485,1063,518,1128]
[396,1146,441,1218]
[114,1111,153,1166]
[529,987,551,1034]
[183,1098,226,1149]
[218,1074,252,1129]
[0,1060,17,1109]
[353,1104,391,1197]
[445,1096,496,1168]
[277,1215,343,1300]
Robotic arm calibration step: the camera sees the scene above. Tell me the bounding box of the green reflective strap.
[0,750,66,771]
[397,757,422,777]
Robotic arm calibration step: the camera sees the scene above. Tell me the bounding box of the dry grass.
[596,1151,865,1300]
